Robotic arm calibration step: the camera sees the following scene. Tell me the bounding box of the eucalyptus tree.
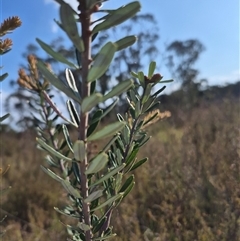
[165,39,206,109]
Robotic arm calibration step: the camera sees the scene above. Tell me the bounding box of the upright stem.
[78,1,92,240]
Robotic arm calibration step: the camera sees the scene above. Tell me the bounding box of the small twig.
[40,92,67,174]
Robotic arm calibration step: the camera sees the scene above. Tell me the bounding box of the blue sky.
[1,0,239,98]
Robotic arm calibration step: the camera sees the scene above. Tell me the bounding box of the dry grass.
[0,99,239,240]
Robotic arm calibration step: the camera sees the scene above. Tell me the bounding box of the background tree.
[165,39,206,109]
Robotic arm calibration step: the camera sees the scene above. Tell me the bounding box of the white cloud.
[64,0,78,10]
[51,21,59,33]
[44,0,58,8]
[44,0,78,11]
[0,89,11,102]
[207,69,240,86]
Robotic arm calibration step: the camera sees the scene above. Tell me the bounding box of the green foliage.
[59,2,84,52]
[11,1,172,240]
[87,42,116,82]
[0,114,10,123]
[91,2,141,34]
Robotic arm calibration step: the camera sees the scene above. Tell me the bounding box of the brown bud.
[92,4,100,12]
[144,75,150,82]
[149,73,163,83]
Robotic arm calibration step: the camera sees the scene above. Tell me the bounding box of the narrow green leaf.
[126,97,135,113]
[143,112,158,126]
[138,71,145,86]
[126,147,139,166]
[119,175,134,193]
[90,164,126,187]
[0,73,8,82]
[0,113,10,122]
[85,153,108,175]
[90,80,96,94]
[45,155,59,167]
[152,86,166,97]
[145,101,160,112]
[37,61,81,103]
[148,61,156,78]
[65,68,78,92]
[128,88,138,103]
[130,71,138,78]
[129,157,148,171]
[90,198,99,211]
[142,97,155,112]
[54,207,80,219]
[61,179,81,198]
[142,83,152,104]
[60,3,84,52]
[115,173,123,191]
[102,79,134,102]
[87,110,103,137]
[114,35,137,51]
[36,38,77,68]
[115,137,125,156]
[96,98,119,121]
[102,134,120,153]
[122,125,130,145]
[108,151,117,168]
[37,138,72,161]
[115,111,125,121]
[87,42,116,82]
[75,48,81,66]
[62,124,74,153]
[158,79,174,84]
[91,193,124,211]
[92,2,141,34]
[137,135,150,147]
[54,18,64,31]
[89,109,103,125]
[135,97,141,116]
[87,121,125,141]
[41,166,63,182]
[66,100,80,126]
[78,223,91,231]
[136,120,144,130]
[72,162,81,184]
[82,93,103,113]
[92,31,99,42]
[87,121,99,138]
[84,190,103,203]
[92,216,107,234]
[122,181,135,199]
[73,140,85,162]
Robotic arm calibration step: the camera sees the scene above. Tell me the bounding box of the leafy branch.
[17,1,172,240]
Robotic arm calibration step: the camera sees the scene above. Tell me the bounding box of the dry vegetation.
[0,97,239,241]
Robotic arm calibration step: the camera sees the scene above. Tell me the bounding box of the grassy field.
[0,96,239,240]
